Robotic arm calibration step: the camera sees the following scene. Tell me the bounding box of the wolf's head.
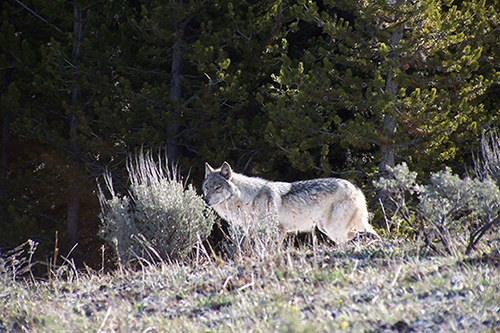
[203,161,235,206]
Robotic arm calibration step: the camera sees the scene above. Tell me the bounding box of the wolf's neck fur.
[228,172,291,204]
[228,173,268,202]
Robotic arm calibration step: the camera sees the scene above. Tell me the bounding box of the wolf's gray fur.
[203,161,378,245]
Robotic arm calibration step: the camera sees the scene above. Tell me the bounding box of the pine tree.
[116,0,290,177]
[0,0,141,258]
[264,0,500,180]
[0,0,60,250]
[0,0,290,263]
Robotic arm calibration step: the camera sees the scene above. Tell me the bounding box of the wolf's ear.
[220,161,232,179]
[205,162,215,178]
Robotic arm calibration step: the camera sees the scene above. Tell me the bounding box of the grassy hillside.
[1,238,499,332]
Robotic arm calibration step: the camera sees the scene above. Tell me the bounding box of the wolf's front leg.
[276,224,287,248]
[251,186,282,250]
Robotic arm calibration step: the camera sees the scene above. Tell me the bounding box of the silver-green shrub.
[418,168,500,254]
[476,129,500,183]
[375,163,500,254]
[98,152,215,264]
[373,162,419,234]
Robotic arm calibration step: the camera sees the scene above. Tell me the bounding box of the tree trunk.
[0,114,9,222]
[377,23,404,210]
[67,2,83,248]
[378,24,404,176]
[0,116,8,199]
[67,191,80,248]
[167,41,182,164]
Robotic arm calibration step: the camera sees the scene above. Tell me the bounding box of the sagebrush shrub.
[98,152,215,264]
[476,129,500,183]
[468,129,500,253]
[418,168,500,254]
[373,162,419,233]
[375,163,500,254]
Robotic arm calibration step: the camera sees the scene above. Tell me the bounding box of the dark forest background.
[1,0,499,268]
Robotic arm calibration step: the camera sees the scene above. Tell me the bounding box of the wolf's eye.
[215,184,222,191]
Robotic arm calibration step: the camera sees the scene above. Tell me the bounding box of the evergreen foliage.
[264,0,500,177]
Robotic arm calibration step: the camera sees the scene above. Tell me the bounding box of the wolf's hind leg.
[318,199,357,244]
[321,196,378,244]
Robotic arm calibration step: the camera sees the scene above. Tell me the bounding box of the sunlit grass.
[1,238,499,332]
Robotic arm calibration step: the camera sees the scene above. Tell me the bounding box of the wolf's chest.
[213,199,253,222]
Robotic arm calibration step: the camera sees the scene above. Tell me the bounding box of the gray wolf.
[203,161,378,245]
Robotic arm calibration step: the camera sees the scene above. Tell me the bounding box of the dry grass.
[1,238,500,332]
